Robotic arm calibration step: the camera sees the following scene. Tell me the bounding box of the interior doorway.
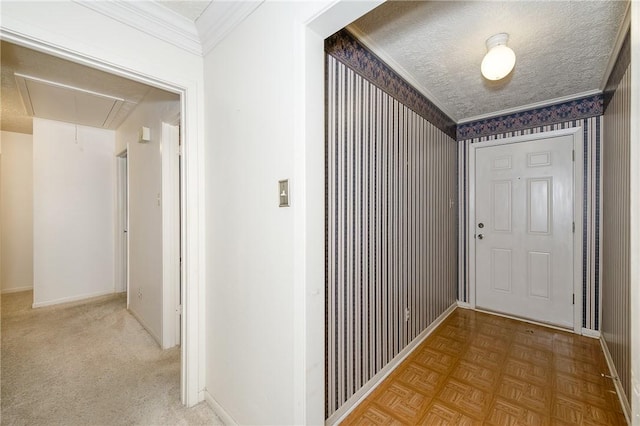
[0,32,200,406]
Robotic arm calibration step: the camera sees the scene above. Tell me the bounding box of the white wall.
[0,131,33,293]
[203,2,380,423]
[116,88,180,346]
[204,5,303,423]
[32,118,115,307]
[1,0,381,415]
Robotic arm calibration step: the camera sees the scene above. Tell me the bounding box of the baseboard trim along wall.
[204,390,238,425]
[326,302,458,426]
[456,301,473,309]
[128,307,162,347]
[600,336,631,423]
[1,286,33,294]
[31,289,114,308]
[581,327,602,339]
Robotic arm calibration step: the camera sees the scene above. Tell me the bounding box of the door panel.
[528,251,550,299]
[492,180,512,232]
[475,135,574,328]
[491,249,512,292]
[528,178,552,234]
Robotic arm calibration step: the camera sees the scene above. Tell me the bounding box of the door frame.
[0,28,204,406]
[467,127,584,334]
[161,122,180,349]
[115,150,128,299]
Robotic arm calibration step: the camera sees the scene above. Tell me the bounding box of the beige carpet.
[1,291,221,426]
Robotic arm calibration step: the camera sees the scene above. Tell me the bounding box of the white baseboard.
[204,389,238,425]
[456,300,473,309]
[599,336,631,424]
[581,327,601,339]
[128,307,162,347]
[32,289,114,308]
[1,286,33,294]
[326,302,458,425]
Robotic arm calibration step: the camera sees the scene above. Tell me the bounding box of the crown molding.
[601,0,631,91]
[74,0,202,56]
[346,23,459,122]
[197,1,263,56]
[457,89,602,124]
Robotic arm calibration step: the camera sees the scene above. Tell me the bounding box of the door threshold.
[473,307,575,334]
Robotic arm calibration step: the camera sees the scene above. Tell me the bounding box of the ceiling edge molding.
[347,23,459,122]
[73,0,202,56]
[458,89,602,125]
[197,1,264,56]
[600,0,631,91]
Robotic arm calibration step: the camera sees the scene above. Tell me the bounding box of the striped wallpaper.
[325,54,458,420]
[602,48,631,406]
[458,114,603,331]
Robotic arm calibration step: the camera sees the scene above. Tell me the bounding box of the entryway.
[469,128,583,331]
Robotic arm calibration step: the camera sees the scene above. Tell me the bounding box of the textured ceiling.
[157,0,212,21]
[350,1,628,122]
[1,41,158,134]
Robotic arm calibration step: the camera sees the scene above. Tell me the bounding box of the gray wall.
[326,53,458,419]
[602,34,631,406]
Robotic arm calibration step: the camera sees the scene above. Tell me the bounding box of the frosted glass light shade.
[481,33,516,81]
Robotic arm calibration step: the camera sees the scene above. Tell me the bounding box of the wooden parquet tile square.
[417,401,481,425]
[340,309,627,426]
[451,360,500,391]
[436,379,493,420]
[485,397,549,425]
[503,358,550,387]
[555,373,613,408]
[411,347,456,374]
[462,345,504,369]
[373,382,430,423]
[349,403,405,425]
[497,375,550,413]
[554,356,605,383]
[508,343,552,366]
[469,332,510,352]
[396,362,444,397]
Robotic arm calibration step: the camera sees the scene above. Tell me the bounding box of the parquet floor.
[341,308,627,425]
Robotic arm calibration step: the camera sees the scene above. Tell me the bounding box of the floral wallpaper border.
[325,29,457,140]
[457,95,603,140]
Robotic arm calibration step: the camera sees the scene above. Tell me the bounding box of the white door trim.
[467,127,584,334]
[115,150,128,298]
[161,122,180,349]
[0,29,204,406]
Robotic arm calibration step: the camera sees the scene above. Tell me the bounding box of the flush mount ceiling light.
[481,33,516,81]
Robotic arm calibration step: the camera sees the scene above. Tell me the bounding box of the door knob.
[477,234,484,240]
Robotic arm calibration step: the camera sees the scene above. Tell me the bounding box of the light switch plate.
[279,179,289,207]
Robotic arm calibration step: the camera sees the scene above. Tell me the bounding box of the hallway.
[342,309,627,425]
[0,291,219,425]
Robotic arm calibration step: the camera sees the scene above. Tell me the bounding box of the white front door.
[475,134,575,328]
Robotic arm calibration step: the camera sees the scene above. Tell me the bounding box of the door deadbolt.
[478,223,484,228]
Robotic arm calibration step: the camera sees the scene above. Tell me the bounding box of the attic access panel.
[15,73,124,129]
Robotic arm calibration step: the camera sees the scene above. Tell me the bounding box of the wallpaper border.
[457,95,603,140]
[325,29,456,139]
